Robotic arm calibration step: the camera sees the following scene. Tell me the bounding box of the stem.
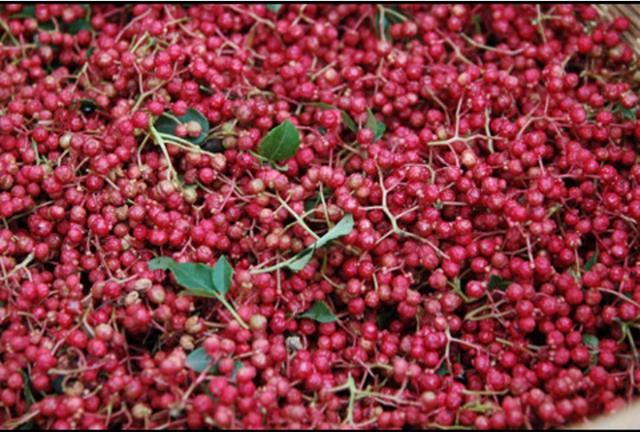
[215,293,249,330]
[148,120,178,181]
[599,288,640,309]
[272,194,319,240]
[0,253,34,282]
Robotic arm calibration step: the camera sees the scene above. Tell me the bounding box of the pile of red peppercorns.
[1,3,640,429]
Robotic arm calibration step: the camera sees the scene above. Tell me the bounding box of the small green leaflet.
[230,360,243,382]
[21,371,35,408]
[257,120,300,162]
[9,5,35,19]
[612,103,638,121]
[308,102,334,110]
[341,111,358,133]
[299,300,337,323]
[148,256,232,297]
[67,18,93,35]
[488,275,510,290]
[211,256,233,297]
[286,248,315,272]
[34,18,93,35]
[622,107,636,120]
[583,334,599,350]
[39,21,55,32]
[584,252,598,271]
[374,6,406,41]
[154,109,210,145]
[435,363,449,376]
[312,213,355,249]
[265,4,282,13]
[366,109,385,141]
[306,103,356,133]
[186,349,243,380]
[149,257,217,296]
[149,255,249,329]
[283,213,354,272]
[186,348,217,373]
[472,14,482,34]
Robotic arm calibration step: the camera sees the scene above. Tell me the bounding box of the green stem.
[148,121,178,181]
[272,194,319,240]
[249,254,302,275]
[215,293,249,330]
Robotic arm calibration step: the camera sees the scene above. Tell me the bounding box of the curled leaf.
[366,109,385,141]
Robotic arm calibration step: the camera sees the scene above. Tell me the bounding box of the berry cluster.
[1,3,640,429]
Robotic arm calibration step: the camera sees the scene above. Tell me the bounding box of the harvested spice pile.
[1,3,640,429]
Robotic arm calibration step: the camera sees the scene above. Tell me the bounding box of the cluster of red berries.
[1,3,640,429]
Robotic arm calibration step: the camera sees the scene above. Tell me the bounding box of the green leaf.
[308,102,335,110]
[472,14,482,34]
[9,5,35,19]
[154,109,210,145]
[613,103,638,121]
[366,109,385,141]
[266,4,282,13]
[230,360,243,382]
[304,198,318,212]
[299,300,337,323]
[341,111,358,133]
[38,21,55,32]
[488,275,510,290]
[314,213,354,249]
[85,47,94,59]
[67,18,92,35]
[21,371,35,408]
[621,107,637,120]
[211,256,233,296]
[583,334,599,350]
[186,348,216,373]
[285,249,315,272]
[435,363,449,376]
[257,119,300,162]
[284,213,354,272]
[149,257,216,295]
[584,252,598,271]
